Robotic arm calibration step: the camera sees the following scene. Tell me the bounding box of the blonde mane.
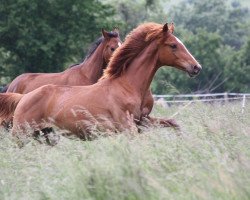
[101,23,164,79]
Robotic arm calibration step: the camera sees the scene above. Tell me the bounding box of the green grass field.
[0,102,249,200]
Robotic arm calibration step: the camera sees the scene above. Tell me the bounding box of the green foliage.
[171,0,249,49]
[102,0,250,94]
[223,38,250,92]
[102,0,167,37]
[0,0,118,80]
[0,0,249,93]
[152,0,250,94]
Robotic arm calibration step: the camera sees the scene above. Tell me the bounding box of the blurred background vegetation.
[0,0,249,94]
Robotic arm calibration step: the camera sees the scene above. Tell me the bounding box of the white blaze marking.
[176,37,184,46]
[176,36,197,62]
[118,42,122,47]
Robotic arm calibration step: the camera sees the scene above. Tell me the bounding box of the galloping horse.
[0,22,201,138]
[6,29,121,94]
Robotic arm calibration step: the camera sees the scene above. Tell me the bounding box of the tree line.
[0,0,249,93]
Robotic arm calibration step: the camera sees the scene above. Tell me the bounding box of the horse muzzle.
[188,64,202,77]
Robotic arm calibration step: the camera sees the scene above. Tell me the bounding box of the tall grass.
[0,102,249,200]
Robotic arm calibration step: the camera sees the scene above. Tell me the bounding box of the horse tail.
[0,93,24,120]
[0,85,9,93]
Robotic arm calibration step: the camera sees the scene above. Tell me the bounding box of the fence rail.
[154,93,250,98]
[153,93,250,113]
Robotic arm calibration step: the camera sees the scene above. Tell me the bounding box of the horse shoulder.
[107,94,141,131]
[108,88,142,124]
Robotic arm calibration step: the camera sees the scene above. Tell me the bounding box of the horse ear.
[169,22,175,33]
[102,29,109,39]
[163,23,169,32]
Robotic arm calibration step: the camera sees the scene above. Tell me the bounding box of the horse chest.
[124,98,142,119]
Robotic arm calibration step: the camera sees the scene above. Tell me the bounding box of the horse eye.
[170,44,177,49]
[111,47,115,52]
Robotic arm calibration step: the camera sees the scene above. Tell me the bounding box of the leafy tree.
[102,0,168,37]
[1,0,249,93]
[152,0,250,94]
[171,0,250,49]
[223,38,250,92]
[0,0,118,81]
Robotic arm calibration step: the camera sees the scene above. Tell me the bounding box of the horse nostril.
[193,65,201,74]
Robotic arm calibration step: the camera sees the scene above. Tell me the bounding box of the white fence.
[154,93,250,113]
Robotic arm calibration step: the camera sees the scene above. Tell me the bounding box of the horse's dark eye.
[111,47,115,52]
[170,44,177,49]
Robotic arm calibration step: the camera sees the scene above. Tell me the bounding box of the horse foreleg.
[0,120,12,130]
[125,110,139,133]
[140,115,180,129]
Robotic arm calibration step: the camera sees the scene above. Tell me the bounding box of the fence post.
[242,94,246,114]
[224,92,228,104]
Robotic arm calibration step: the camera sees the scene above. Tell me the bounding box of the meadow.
[0,101,249,200]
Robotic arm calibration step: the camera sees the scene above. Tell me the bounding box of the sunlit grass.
[0,102,249,200]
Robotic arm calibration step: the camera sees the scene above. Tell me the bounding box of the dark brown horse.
[6,29,122,94]
[0,22,201,138]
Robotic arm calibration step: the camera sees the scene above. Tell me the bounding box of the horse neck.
[118,42,159,98]
[77,43,106,83]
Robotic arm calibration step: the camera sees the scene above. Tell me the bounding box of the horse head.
[101,28,122,65]
[158,23,202,77]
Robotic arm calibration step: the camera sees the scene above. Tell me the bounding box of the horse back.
[7,73,40,94]
[7,72,66,94]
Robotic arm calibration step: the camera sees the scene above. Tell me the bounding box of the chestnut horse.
[0,22,201,138]
[6,29,122,94]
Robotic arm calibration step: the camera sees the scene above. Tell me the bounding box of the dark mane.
[86,31,119,59]
[101,23,164,79]
[85,37,104,60]
[68,31,119,69]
